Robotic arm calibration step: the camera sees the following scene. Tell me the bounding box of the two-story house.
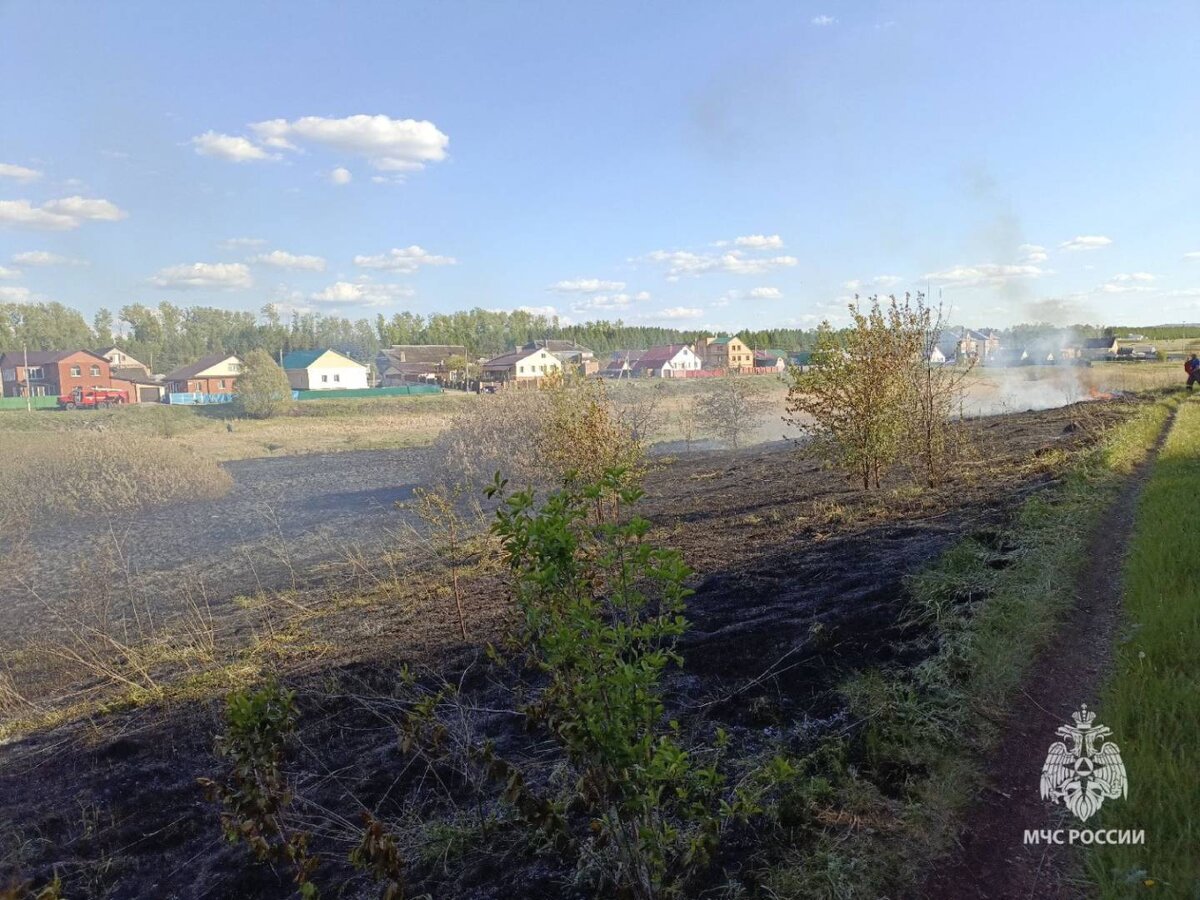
[695,335,754,372]
[0,349,113,398]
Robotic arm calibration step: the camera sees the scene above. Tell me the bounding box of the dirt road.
[922,408,1175,900]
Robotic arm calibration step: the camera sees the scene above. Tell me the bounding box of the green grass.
[1086,398,1200,899]
[761,394,1181,897]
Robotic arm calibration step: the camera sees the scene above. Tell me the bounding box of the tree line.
[0,300,830,372]
[2,297,1141,375]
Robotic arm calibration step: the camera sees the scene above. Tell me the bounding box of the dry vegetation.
[0,392,478,462]
[0,431,232,521]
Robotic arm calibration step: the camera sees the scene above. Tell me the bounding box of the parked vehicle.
[57,387,130,410]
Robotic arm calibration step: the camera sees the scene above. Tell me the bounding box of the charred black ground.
[0,401,1132,899]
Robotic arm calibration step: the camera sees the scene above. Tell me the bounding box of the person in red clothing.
[1186,354,1200,391]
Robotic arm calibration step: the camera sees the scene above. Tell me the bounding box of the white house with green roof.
[282,349,369,390]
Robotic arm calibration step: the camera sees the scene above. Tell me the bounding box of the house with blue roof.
[282,348,369,391]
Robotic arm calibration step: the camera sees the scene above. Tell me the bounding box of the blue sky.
[2,0,1200,331]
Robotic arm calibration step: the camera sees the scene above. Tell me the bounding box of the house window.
[519,365,525,373]
[70,365,81,377]
[218,379,227,389]
[321,374,329,383]
[90,365,101,376]
[333,374,340,382]
[26,366,43,380]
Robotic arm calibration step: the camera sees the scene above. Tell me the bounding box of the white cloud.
[353,245,457,271]
[1184,251,1200,261]
[811,15,836,25]
[250,250,327,272]
[644,248,798,279]
[1098,272,1156,294]
[548,278,626,294]
[657,306,705,320]
[922,263,1046,287]
[191,131,278,162]
[309,281,413,307]
[43,196,126,221]
[571,290,650,313]
[149,262,253,290]
[1058,235,1112,251]
[734,234,784,249]
[219,237,268,250]
[747,286,783,299]
[842,275,902,292]
[515,304,563,320]
[0,285,32,303]
[0,265,21,279]
[1018,243,1048,263]
[12,250,87,267]
[0,196,127,230]
[0,163,42,183]
[329,166,352,185]
[248,114,450,172]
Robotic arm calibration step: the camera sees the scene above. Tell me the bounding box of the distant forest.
[0,299,1192,373]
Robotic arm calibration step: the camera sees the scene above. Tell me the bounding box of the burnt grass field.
[0,401,1133,898]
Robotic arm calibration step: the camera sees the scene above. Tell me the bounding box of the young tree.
[696,378,770,450]
[785,295,923,489]
[234,348,293,419]
[906,298,975,487]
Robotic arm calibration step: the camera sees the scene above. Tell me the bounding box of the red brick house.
[0,349,113,398]
[164,353,241,394]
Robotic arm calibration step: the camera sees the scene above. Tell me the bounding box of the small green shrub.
[200,679,318,897]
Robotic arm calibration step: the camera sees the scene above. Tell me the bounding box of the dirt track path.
[923,411,1175,900]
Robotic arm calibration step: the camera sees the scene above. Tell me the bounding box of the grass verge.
[1086,398,1200,898]
[761,394,1180,896]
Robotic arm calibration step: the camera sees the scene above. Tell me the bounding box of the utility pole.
[22,340,30,412]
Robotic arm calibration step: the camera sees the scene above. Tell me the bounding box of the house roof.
[481,348,553,369]
[0,349,108,366]
[523,339,594,356]
[110,366,160,384]
[164,353,239,382]
[282,349,326,369]
[603,350,643,370]
[379,345,467,366]
[1083,337,1117,349]
[757,348,788,360]
[282,348,365,370]
[631,344,691,369]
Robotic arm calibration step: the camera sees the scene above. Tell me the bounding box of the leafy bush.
[200,679,318,897]
[475,470,763,898]
[234,348,292,420]
[432,374,643,492]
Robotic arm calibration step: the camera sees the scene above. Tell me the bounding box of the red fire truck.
[57,387,130,410]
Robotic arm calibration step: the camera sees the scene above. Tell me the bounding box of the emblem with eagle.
[1040,704,1127,822]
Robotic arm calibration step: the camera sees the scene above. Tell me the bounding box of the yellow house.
[480,347,563,383]
[695,335,754,372]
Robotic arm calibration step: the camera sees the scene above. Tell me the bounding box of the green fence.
[292,384,444,401]
[0,396,60,411]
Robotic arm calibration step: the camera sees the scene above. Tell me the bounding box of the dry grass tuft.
[0,431,232,519]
